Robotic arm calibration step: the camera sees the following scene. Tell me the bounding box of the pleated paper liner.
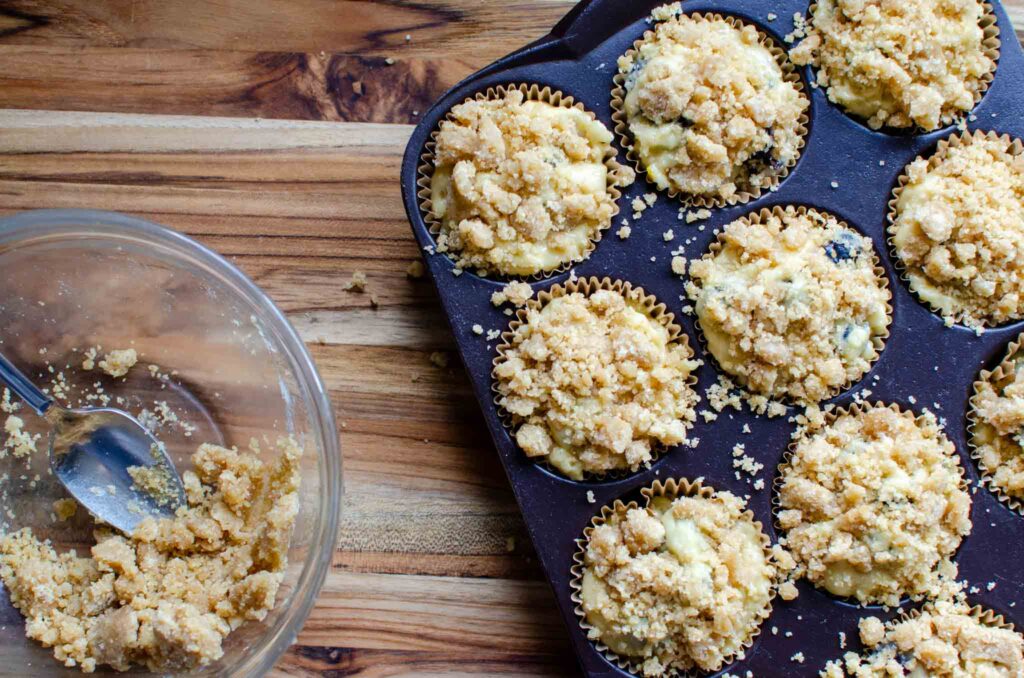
[887,129,1024,328]
[772,401,972,607]
[689,205,893,413]
[800,1,1000,133]
[968,333,1024,516]
[568,477,778,677]
[609,11,810,209]
[415,83,630,281]
[491,276,699,482]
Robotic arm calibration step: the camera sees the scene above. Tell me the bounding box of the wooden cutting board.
[0,2,1021,675]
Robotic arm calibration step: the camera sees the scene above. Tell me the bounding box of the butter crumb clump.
[779,405,971,606]
[971,348,1024,502]
[618,11,807,200]
[494,288,699,479]
[821,601,1024,676]
[687,207,890,407]
[97,348,138,379]
[0,438,301,673]
[892,135,1024,328]
[790,0,995,131]
[580,490,774,675]
[430,89,625,276]
[491,281,534,307]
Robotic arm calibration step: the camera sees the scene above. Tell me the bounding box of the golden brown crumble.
[821,601,1024,676]
[581,489,774,675]
[971,346,1024,502]
[618,11,807,200]
[494,287,699,479]
[97,349,137,379]
[790,0,996,131]
[490,280,534,307]
[778,405,971,606]
[687,207,890,407]
[430,89,625,276]
[0,439,300,673]
[892,134,1024,328]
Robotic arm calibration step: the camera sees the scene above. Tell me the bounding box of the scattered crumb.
[491,281,534,307]
[429,351,450,369]
[406,260,425,279]
[344,270,368,292]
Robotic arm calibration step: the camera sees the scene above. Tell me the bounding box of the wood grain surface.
[0,2,1022,676]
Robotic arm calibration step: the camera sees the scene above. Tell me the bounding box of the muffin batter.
[790,0,996,131]
[821,601,1024,677]
[493,286,699,479]
[0,439,300,673]
[971,345,1024,503]
[778,405,971,606]
[891,133,1024,328]
[617,11,807,201]
[687,207,890,407]
[580,489,774,675]
[430,88,625,276]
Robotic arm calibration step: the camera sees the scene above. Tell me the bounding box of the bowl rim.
[0,208,342,676]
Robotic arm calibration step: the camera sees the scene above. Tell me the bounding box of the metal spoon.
[0,350,186,534]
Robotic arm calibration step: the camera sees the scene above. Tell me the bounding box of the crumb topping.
[86,348,137,379]
[494,287,699,479]
[618,11,807,200]
[687,207,890,406]
[779,405,971,606]
[972,346,1024,502]
[892,134,1024,328]
[822,601,1024,676]
[0,439,300,673]
[790,0,995,131]
[581,490,774,675]
[430,89,625,276]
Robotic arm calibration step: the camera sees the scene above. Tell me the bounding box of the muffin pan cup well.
[401,0,1024,675]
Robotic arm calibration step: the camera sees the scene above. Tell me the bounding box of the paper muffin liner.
[689,205,892,412]
[416,83,630,281]
[967,333,1024,516]
[491,276,698,481]
[887,129,1024,328]
[609,11,810,209]
[773,401,972,605]
[568,477,778,676]
[801,2,1000,132]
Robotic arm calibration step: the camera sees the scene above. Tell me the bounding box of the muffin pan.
[400,0,1024,674]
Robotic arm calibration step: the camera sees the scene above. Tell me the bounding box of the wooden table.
[0,2,1021,675]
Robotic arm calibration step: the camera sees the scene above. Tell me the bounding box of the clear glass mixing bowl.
[0,209,341,676]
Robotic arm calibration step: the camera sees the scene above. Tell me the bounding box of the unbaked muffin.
[778,404,971,606]
[821,601,1024,677]
[615,11,807,202]
[429,87,627,277]
[493,282,699,479]
[790,0,997,131]
[971,339,1024,506]
[686,206,890,409]
[891,132,1024,328]
[579,485,773,675]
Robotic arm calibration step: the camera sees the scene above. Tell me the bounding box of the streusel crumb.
[790,0,995,131]
[971,345,1024,502]
[778,405,971,606]
[821,601,1024,676]
[95,348,137,379]
[491,280,534,307]
[892,134,1024,327]
[581,489,774,675]
[430,89,624,276]
[687,207,890,406]
[618,11,807,200]
[494,287,699,479]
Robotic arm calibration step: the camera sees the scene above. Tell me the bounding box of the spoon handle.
[0,351,52,416]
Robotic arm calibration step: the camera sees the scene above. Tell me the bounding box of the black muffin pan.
[400,1,1024,674]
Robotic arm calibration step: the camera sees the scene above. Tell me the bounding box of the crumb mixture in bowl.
[573,479,775,676]
[425,86,631,277]
[821,601,1024,677]
[970,336,1024,510]
[613,9,808,204]
[777,404,972,606]
[493,278,700,480]
[0,439,300,673]
[790,0,998,131]
[686,206,891,410]
[890,131,1024,329]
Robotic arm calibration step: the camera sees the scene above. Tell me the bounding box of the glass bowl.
[0,209,341,676]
